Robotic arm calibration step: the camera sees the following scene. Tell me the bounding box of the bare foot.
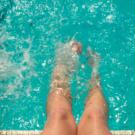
[87,47,100,68]
[56,40,82,73]
[87,47,101,88]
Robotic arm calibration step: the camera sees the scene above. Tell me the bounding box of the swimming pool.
[0,0,135,131]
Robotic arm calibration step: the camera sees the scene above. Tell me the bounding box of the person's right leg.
[78,48,112,135]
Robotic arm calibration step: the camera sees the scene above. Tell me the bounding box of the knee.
[46,108,76,132]
[84,106,107,121]
[47,108,73,121]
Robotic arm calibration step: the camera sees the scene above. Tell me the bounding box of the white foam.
[106,14,115,23]
[0,30,36,99]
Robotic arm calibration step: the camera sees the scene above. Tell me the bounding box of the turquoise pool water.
[0,0,135,130]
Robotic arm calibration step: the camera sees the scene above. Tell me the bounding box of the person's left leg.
[42,41,82,135]
[42,65,76,135]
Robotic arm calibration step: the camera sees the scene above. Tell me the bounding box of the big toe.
[70,40,82,54]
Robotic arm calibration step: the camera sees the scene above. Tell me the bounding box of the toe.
[70,40,82,54]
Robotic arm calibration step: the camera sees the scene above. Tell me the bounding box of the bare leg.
[78,48,112,135]
[42,41,82,135]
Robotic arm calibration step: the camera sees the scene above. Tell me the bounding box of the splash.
[0,30,36,99]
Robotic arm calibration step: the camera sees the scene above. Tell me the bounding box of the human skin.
[42,41,112,135]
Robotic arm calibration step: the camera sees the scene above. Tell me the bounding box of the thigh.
[43,120,75,135]
[78,108,112,135]
[78,120,111,135]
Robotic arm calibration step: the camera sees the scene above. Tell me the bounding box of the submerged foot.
[55,40,82,75]
[87,47,101,88]
[87,47,100,68]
